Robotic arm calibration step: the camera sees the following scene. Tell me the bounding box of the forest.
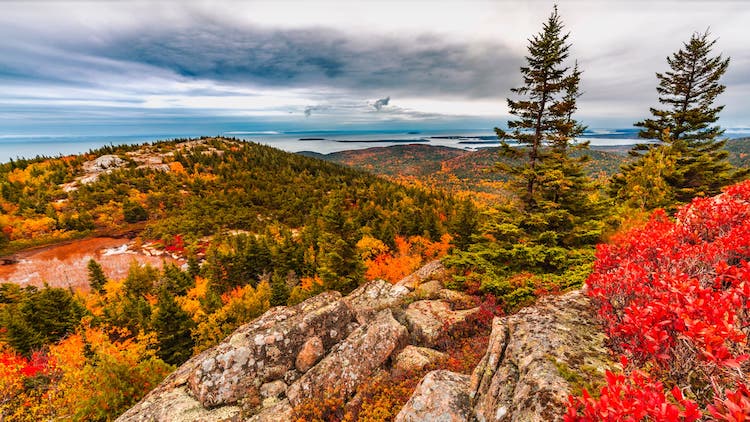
[2,5,750,421]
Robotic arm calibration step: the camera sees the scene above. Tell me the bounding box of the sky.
[1,0,750,137]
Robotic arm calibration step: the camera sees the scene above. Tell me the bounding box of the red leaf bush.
[568,181,750,419]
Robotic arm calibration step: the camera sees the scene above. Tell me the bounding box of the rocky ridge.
[118,261,613,422]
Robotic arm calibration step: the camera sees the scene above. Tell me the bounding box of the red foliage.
[588,181,750,367]
[20,351,53,377]
[164,234,185,253]
[568,181,750,418]
[566,363,700,421]
[708,383,750,421]
[0,351,53,378]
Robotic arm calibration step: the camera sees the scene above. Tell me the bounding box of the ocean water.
[1,129,746,164]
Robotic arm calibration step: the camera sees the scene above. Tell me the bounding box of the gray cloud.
[373,96,390,111]
[59,25,521,100]
[2,1,750,131]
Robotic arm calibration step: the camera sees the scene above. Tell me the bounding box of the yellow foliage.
[355,235,390,261]
[193,281,271,354]
[177,276,210,323]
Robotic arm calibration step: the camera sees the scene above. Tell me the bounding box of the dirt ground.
[0,237,183,291]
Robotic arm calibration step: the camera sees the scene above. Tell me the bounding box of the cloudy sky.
[1,0,749,137]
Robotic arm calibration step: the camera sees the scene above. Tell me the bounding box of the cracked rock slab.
[470,290,613,422]
[394,370,473,422]
[287,309,408,406]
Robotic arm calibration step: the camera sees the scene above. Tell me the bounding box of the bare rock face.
[395,260,446,290]
[117,291,356,421]
[394,370,473,422]
[246,399,294,422]
[295,336,324,372]
[413,279,444,299]
[286,309,409,405]
[187,291,356,408]
[469,290,613,422]
[392,345,447,377]
[116,387,241,422]
[344,278,410,324]
[404,300,480,347]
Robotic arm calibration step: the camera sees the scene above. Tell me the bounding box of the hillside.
[0,138,468,419]
[302,144,628,199]
[726,137,750,168]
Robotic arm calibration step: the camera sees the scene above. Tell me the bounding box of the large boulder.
[469,290,613,422]
[394,370,473,422]
[246,399,294,422]
[395,260,446,290]
[404,300,480,347]
[286,309,409,406]
[344,278,409,324]
[116,387,241,422]
[392,345,447,377]
[117,291,357,420]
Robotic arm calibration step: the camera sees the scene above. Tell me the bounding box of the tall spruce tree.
[495,6,599,244]
[496,7,588,210]
[611,31,745,206]
[87,259,108,294]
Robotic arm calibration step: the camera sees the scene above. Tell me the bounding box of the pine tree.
[86,259,108,294]
[495,6,600,245]
[152,286,195,365]
[269,271,290,307]
[496,6,590,214]
[612,30,746,205]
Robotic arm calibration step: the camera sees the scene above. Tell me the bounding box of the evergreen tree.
[612,31,745,205]
[496,6,589,213]
[451,199,479,250]
[152,286,195,365]
[86,259,108,294]
[123,199,148,223]
[0,286,86,355]
[494,6,601,245]
[269,271,290,307]
[187,255,201,280]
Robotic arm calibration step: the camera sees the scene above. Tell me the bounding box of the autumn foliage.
[360,234,452,283]
[568,180,750,420]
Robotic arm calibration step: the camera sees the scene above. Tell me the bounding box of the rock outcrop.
[118,291,358,421]
[404,300,480,347]
[392,346,447,377]
[287,309,408,405]
[119,262,612,422]
[469,289,612,421]
[395,370,473,422]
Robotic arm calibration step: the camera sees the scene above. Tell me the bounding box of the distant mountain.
[726,137,750,168]
[304,140,750,195]
[301,144,628,197]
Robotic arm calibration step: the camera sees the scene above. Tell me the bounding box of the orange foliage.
[169,161,186,174]
[364,234,453,283]
[46,325,172,420]
[300,275,325,291]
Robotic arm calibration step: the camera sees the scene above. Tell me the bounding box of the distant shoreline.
[1,131,748,164]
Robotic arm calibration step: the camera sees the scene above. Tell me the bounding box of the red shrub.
[570,180,750,418]
[566,363,700,422]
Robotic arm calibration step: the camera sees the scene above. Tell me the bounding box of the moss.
[551,357,605,399]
